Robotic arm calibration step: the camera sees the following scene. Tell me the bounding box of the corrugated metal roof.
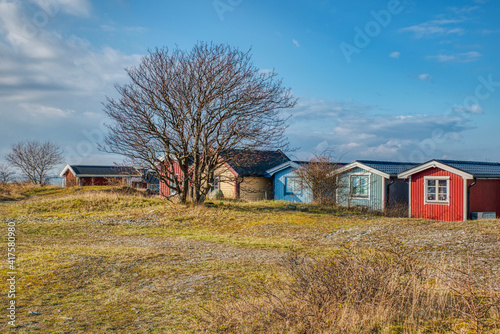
[357,160,419,177]
[435,160,500,178]
[70,165,140,176]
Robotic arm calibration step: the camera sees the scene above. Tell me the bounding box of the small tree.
[102,42,296,204]
[0,163,15,184]
[294,150,343,205]
[6,140,64,186]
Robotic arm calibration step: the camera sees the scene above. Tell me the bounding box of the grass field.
[0,184,499,333]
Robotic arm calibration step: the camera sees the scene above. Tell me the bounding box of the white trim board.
[398,160,473,180]
[334,161,390,179]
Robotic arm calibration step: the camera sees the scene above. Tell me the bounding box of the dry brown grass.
[0,182,39,201]
[200,242,500,333]
[0,186,499,333]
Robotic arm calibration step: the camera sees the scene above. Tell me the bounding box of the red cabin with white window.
[398,160,500,221]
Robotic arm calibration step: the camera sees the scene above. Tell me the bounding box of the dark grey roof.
[227,150,290,176]
[69,165,140,176]
[435,159,500,178]
[357,160,419,177]
[293,160,347,166]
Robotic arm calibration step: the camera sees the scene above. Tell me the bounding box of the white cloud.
[285,99,473,161]
[448,5,480,14]
[20,103,75,118]
[389,51,400,58]
[418,73,432,81]
[453,104,484,114]
[400,19,465,38]
[0,0,142,164]
[428,51,482,63]
[292,39,300,47]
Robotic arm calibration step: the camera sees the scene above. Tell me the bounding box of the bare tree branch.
[294,149,344,205]
[6,140,64,186]
[101,42,297,203]
[0,163,15,184]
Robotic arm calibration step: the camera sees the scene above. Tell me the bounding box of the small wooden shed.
[398,159,500,221]
[335,160,417,211]
[265,161,314,203]
[60,165,141,187]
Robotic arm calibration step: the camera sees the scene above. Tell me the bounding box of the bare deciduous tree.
[0,163,15,184]
[294,149,343,205]
[6,140,64,186]
[102,42,296,204]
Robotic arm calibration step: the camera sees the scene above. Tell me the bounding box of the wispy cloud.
[286,99,472,161]
[20,103,75,118]
[292,39,300,47]
[481,29,500,34]
[447,5,480,14]
[400,19,465,38]
[418,73,432,81]
[427,51,482,63]
[453,104,483,114]
[389,51,400,58]
[0,0,142,164]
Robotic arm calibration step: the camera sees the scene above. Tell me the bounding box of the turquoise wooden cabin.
[335,160,417,211]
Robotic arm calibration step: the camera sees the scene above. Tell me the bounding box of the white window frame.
[285,176,302,195]
[424,176,450,205]
[349,173,370,200]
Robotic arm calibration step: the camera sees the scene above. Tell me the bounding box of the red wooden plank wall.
[468,179,500,218]
[159,162,184,197]
[411,168,464,221]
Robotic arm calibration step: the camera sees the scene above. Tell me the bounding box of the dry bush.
[200,242,500,333]
[294,150,343,206]
[440,244,500,333]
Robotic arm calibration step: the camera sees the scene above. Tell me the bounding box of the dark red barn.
[60,165,141,187]
[398,160,500,221]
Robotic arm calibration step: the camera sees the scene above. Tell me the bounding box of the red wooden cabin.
[60,165,141,187]
[398,160,500,221]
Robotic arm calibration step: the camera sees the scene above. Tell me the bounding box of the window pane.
[438,180,447,186]
[428,186,436,194]
[438,194,447,201]
[427,194,436,201]
[428,180,436,186]
[285,178,294,193]
[286,177,301,194]
[438,187,446,193]
[351,175,368,197]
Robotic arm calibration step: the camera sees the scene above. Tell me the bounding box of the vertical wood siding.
[337,167,385,211]
[411,168,464,221]
[159,162,184,197]
[273,168,313,203]
[468,179,500,218]
[81,177,110,186]
[64,170,77,187]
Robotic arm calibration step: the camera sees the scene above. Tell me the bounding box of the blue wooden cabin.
[265,161,313,203]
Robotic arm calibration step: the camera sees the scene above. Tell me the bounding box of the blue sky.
[1,0,500,172]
